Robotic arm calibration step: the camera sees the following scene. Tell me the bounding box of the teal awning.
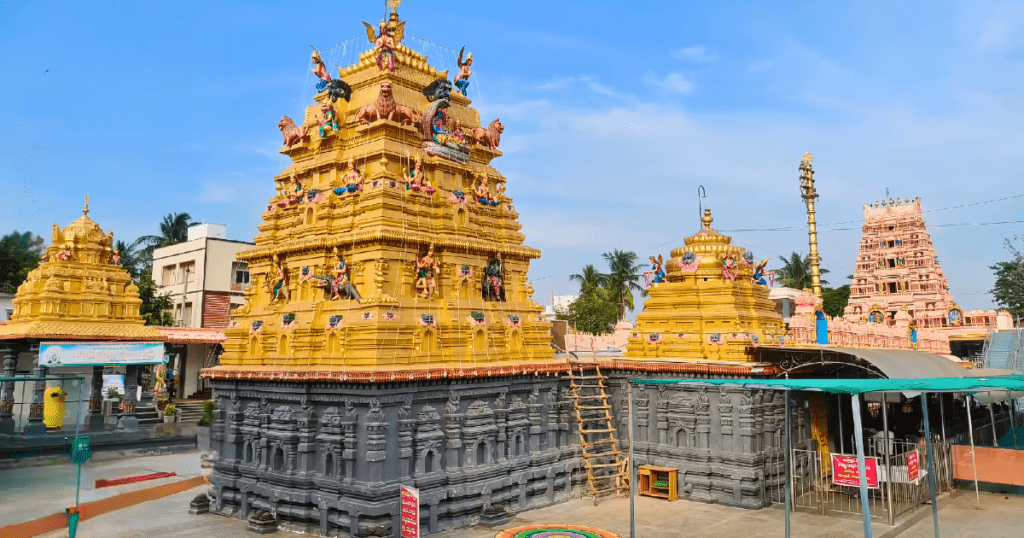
[631,375,1024,394]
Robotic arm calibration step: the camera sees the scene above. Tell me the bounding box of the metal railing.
[764,439,953,526]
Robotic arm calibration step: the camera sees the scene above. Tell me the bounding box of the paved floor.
[0,450,203,528]
[28,486,1024,538]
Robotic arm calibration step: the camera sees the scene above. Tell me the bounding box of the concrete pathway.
[0,450,203,528]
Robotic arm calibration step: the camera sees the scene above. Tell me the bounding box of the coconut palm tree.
[775,252,829,290]
[134,213,194,254]
[601,249,645,321]
[569,264,605,296]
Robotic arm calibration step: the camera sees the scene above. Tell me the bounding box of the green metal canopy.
[631,374,1024,394]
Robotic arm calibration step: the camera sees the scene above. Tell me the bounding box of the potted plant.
[155,397,170,419]
[106,389,124,416]
[163,404,178,424]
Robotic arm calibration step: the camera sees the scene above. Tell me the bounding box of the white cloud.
[200,181,238,203]
[672,45,714,62]
[653,73,695,94]
[536,76,619,97]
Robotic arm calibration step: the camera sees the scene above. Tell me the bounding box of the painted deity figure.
[270,254,290,304]
[406,159,436,195]
[373,22,396,72]
[311,49,331,91]
[109,249,121,266]
[647,255,665,285]
[56,245,73,261]
[336,159,362,195]
[287,174,303,205]
[330,248,361,302]
[476,176,499,207]
[752,258,774,286]
[454,47,473,95]
[721,253,738,281]
[318,103,338,139]
[452,121,466,144]
[483,254,506,301]
[431,108,452,145]
[415,244,438,298]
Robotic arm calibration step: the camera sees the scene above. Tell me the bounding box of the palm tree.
[134,213,194,255]
[569,264,605,296]
[601,249,645,321]
[113,239,144,280]
[775,252,829,290]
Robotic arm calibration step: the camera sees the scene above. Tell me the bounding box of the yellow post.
[44,386,66,430]
[799,153,822,298]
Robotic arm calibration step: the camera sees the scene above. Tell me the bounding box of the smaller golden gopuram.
[0,197,161,341]
[623,209,784,362]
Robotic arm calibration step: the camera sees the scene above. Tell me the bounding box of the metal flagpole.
[851,393,873,538]
[628,382,635,538]
[784,391,792,538]
[881,393,894,526]
[965,395,981,509]
[838,394,845,453]
[921,393,940,538]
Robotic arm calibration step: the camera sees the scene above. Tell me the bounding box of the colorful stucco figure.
[454,46,473,94]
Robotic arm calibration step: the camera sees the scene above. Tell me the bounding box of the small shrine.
[0,198,160,341]
[623,209,785,362]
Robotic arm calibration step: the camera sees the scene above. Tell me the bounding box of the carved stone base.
[189,493,211,515]
[246,511,278,534]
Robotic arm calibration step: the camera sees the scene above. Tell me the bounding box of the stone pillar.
[0,345,16,434]
[656,386,669,445]
[718,389,734,452]
[636,385,650,445]
[24,358,48,435]
[738,391,755,454]
[120,364,139,430]
[365,421,388,484]
[527,395,542,454]
[88,366,105,430]
[444,413,464,471]
[545,387,558,451]
[494,409,508,461]
[398,417,416,478]
[695,388,711,450]
[342,420,358,485]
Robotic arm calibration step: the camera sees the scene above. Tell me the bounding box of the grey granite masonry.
[206,375,582,537]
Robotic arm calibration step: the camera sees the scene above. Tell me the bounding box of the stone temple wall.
[605,371,814,509]
[206,375,581,537]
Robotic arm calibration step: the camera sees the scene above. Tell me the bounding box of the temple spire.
[83,194,90,217]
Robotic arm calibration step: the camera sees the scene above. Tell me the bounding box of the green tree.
[601,249,644,320]
[558,289,618,335]
[775,252,829,290]
[569,264,606,296]
[0,230,45,293]
[135,212,194,255]
[822,285,851,318]
[137,273,173,326]
[990,237,1024,316]
[114,239,146,281]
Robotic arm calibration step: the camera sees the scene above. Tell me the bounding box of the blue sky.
[2,1,1022,314]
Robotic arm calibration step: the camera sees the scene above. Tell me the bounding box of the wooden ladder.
[569,361,628,504]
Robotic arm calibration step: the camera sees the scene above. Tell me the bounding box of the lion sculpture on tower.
[472,119,504,149]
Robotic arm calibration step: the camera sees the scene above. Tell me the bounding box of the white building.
[0,292,13,321]
[542,294,579,321]
[152,224,252,399]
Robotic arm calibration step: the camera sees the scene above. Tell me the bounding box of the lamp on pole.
[799,152,823,298]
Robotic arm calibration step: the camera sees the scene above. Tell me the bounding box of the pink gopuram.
[842,197,1008,339]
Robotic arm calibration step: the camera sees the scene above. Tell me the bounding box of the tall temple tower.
[201,11,576,536]
[843,197,964,330]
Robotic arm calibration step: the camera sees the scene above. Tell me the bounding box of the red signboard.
[400,485,420,538]
[831,454,880,489]
[907,450,920,482]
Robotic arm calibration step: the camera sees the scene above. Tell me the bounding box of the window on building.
[888,259,896,268]
[179,261,196,283]
[888,282,898,294]
[232,262,250,285]
[162,265,175,286]
[182,302,193,327]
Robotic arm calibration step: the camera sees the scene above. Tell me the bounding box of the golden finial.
[701,208,713,230]
[83,194,90,217]
[389,0,402,12]
[801,152,813,164]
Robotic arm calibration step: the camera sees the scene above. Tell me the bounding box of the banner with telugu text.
[400,485,420,538]
[831,454,880,489]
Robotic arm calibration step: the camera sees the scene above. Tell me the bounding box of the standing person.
[167,367,176,400]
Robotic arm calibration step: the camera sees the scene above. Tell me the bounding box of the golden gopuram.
[205,13,557,383]
[0,199,160,342]
[623,209,785,363]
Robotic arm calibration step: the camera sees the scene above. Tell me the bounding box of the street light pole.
[799,152,823,298]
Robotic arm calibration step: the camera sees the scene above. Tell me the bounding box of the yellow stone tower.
[623,209,784,362]
[208,13,555,381]
[0,198,161,341]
